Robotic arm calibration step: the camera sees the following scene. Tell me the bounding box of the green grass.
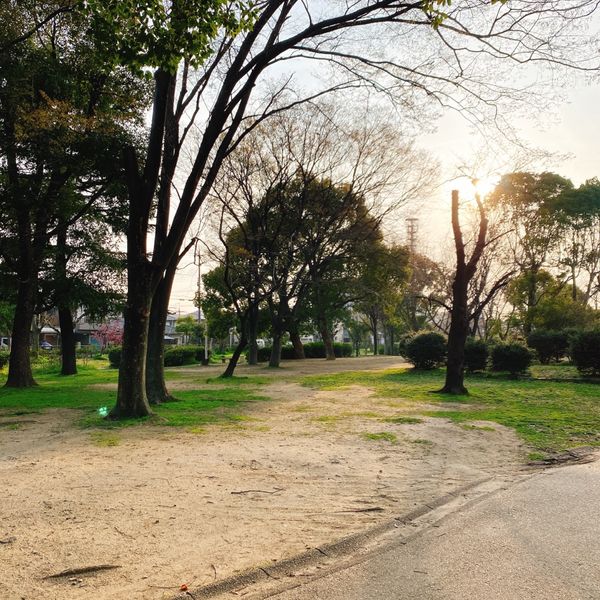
[303,367,600,454]
[361,431,398,444]
[382,416,423,425]
[90,431,120,447]
[0,362,269,430]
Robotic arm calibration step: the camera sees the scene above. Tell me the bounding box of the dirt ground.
[0,358,528,600]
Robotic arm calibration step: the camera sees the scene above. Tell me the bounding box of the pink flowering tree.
[92,321,123,350]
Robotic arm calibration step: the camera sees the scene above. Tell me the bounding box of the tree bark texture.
[247,303,259,365]
[221,325,248,378]
[269,331,283,367]
[111,260,155,418]
[5,278,37,387]
[58,307,77,376]
[438,189,488,395]
[146,268,177,405]
[318,316,335,360]
[289,324,305,359]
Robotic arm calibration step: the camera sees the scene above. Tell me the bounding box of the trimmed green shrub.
[526,330,569,364]
[110,345,207,368]
[164,345,196,366]
[247,342,352,361]
[405,332,447,370]
[0,351,9,370]
[108,346,121,368]
[491,343,532,376]
[303,341,352,358]
[464,338,488,372]
[570,329,600,376]
[281,345,298,360]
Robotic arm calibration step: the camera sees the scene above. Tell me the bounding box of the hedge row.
[108,345,209,368]
[570,330,600,376]
[247,341,353,362]
[403,332,533,375]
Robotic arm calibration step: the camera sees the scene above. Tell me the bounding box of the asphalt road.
[269,460,600,600]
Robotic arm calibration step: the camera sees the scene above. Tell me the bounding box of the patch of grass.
[528,451,548,461]
[411,438,433,445]
[312,415,341,424]
[382,416,423,425]
[90,431,120,447]
[302,366,600,453]
[0,422,22,430]
[362,431,398,444]
[205,375,272,387]
[292,404,313,413]
[0,363,270,430]
[341,411,380,418]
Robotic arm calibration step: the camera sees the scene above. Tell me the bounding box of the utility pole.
[195,241,209,363]
[405,217,419,255]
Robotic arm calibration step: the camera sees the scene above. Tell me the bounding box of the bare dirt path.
[0,358,527,600]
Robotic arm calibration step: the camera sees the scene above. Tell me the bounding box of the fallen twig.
[231,488,283,495]
[337,507,384,513]
[44,565,121,579]
[0,536,16,544]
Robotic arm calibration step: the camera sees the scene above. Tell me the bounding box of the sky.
[168,18,600,317]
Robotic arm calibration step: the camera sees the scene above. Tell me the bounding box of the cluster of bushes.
[403,332,533,376]
[526,328,600,376]
[108,345,209,368]
[526,330,571,364]
[0,351,9,370]
[570,330,600,376]
[247,341,353,362]
[404,332,447,369]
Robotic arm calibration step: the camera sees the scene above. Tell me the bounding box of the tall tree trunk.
[111,264,154,418]
[440,287,469,394]
[317,316,335,360]
[221,320,247,378]
[524,268,538,336]
[371,314,379,356]
[269,330,283,367]
[56,222,76,376]
[289,323,305,359]
[247,303,259,365]
[438,189,488,395]
[58,307,77,376]
[146,263,177,405]
[5,278,37,387]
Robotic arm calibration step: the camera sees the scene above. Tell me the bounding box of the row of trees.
[2,1,599,419]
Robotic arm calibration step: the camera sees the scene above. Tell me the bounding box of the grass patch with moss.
[0,362,270,430]
[90,431,120,447]
[382,416,423,425]
[361,431,398,444]
[303,367,600,454]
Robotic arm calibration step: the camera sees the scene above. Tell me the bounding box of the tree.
[210,101,428,370]
[437,189,488,395]
[355,243,411,356]
[507,271,597,332]
[0,3,147,387]
[83,0,600,417]
[174,315,202,344]
[92,321,123,350]
[488,172,574,334]
[556,179,600,305]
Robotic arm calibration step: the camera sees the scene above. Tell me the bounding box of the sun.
[454,175,498,201]
[472,175,498,198]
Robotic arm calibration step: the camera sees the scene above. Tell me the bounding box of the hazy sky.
[169,78,600,316]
